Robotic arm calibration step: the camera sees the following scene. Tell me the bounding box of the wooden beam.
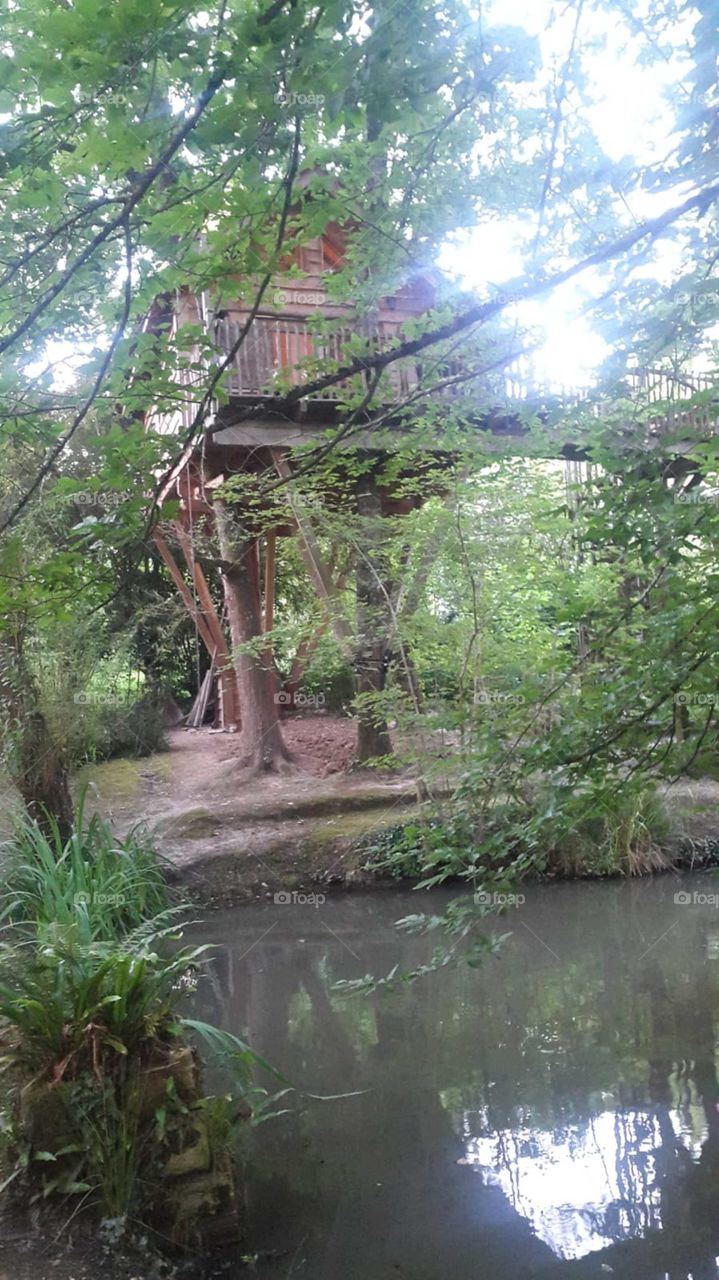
[151,528,217,658]
[175,525,225,650]
[270,449,353,657]
[173,522,241,729]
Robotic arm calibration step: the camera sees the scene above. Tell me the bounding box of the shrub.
[56,696,168,766]
[0,922,207,1075]
[359,778,671,885]
[0,807,267,1237]
[541,778,670,877]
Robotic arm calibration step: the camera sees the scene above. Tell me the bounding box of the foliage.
[0,812,268,1232]
[0,0,716,806]
[0,0,717,986]
[0,802,172,939]
[67,695,168,764]
[0,921,207,1074]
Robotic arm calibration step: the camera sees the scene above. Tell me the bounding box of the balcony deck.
[159,307,719,459]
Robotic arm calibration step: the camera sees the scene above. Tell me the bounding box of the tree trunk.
[353,467,394,764]
[213,497,293,772]
[0,631,73,841]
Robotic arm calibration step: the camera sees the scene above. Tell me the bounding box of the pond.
[190,874,719,1279]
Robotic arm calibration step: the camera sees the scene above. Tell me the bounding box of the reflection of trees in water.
[192,888,719,1275]
[611,1109,660,1239]
[463,1109,664,1258]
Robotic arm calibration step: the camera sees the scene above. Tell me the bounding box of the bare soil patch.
[79,717,417,903]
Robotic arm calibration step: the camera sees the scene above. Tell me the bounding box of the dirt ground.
[73,713,719,904]
[79,716,424,903]
[0,1232,242,1280]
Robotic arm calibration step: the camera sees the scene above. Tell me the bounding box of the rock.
[128,1043,200,1120]
[163,1116,211,1179]
[19,1080,74,1149]
[159,1152,241,1248]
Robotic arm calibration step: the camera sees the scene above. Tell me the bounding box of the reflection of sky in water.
[457,1109,692,1260]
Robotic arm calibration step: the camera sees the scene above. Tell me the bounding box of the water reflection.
[188,876,719,1280]
[459,1108,664,1258]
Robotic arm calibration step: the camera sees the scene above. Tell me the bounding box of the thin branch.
[0,219,134,534]
[531,0,585,260]
[0,195,124,291]
[670,705,715,781]
[562,647,714,766]
[0,62,228,359]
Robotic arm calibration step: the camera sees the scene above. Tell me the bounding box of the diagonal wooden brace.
[270,448,353,659]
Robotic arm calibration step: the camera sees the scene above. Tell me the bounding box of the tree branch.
[0,218,134,534]
[0,63,228,359]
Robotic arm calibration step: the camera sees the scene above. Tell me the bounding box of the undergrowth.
[0,803,272,1243]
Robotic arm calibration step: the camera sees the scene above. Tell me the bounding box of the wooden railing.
[215,313,536,404]
[213,314,718,424]
[216,314,362,399]
[149,312,717,442]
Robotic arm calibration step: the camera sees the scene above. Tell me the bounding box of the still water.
[191,875,719,1279]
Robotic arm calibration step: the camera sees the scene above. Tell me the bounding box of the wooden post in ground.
[174,523,241,731]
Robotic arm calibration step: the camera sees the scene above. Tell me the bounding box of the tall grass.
[0,799,171,940]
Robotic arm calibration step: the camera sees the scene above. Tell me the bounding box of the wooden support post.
[173,523,241,730]
[270,449,353,657]
[175,525,226,653]
[263,532,276,635]
[151,528,217,657]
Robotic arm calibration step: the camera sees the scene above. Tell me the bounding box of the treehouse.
[149,226,472,747]
[148,225,719,754]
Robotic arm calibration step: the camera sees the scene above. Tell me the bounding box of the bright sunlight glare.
[443,0,697,387]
